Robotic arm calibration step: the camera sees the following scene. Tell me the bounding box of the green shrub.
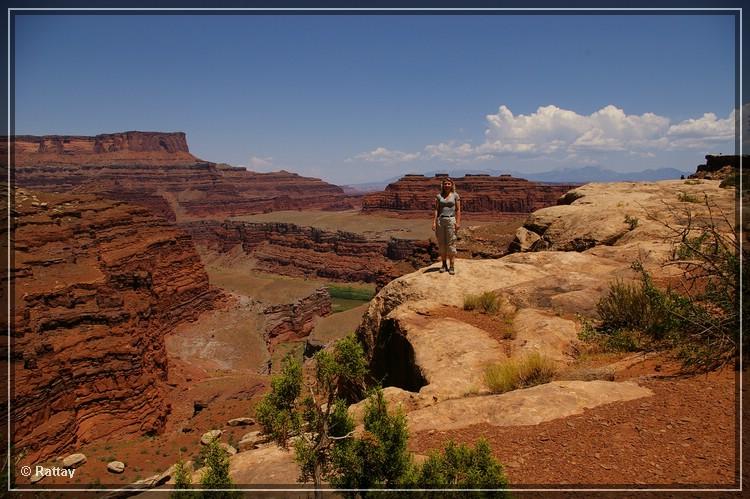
[623,214,639,230]
[171,459,192,498]
[485,352,556,394]
[330,388,411,491]
[464,292,501,314]
[255,355,303,446]
[589,254,739,369]
[199,438,238,498]
[402,439,509,497]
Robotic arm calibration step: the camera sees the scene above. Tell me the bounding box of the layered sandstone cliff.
[9,132,350,221]
[183,220,437,288]
[10,189,221,462]
[362,173,578,215]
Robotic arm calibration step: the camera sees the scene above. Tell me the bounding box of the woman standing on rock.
[432,177,461,275]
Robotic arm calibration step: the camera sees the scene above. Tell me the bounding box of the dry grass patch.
[485,352,557,394]
[464,291,502,314]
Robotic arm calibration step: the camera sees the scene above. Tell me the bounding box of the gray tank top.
[436,192,460,217]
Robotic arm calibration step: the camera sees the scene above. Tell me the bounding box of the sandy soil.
[165,294,269,373]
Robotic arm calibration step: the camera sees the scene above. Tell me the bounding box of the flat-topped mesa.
[8,131,197,166]
[10,189,221,463]
[362,173,579,216]
[9,131,351,220]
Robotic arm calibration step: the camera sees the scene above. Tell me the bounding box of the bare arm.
[432,198,439,230]
[456,198,461,230]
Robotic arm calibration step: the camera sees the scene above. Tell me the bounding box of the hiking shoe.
[449,267,455,275]
[439,264,447,273]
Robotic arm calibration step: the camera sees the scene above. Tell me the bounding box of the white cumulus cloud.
[249,156,274,168]
[350,104,739,165]
[350,147,421,163]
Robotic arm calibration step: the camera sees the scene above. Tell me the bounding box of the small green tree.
[171,458,192,499]
[257,335,510,497]
[403,439,509,498]
[256,335,368,495]
[330,388,412,493]
[255,354,303,446]
[198,438,236,498]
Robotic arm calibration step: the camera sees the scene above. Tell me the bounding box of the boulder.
[200,429,222,445]
[226,417,255,427]
[510,226,543,252]
[237,430,269,451]
[107,461,125,474]
[62,453,86,469]
[407,380,653,433]
[220,443,238,456]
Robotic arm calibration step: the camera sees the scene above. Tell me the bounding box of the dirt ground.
[410,355,739,488]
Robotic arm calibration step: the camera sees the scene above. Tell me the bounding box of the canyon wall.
[263,288,332,348]
[10,189,221,462]
[9,132,351,220]
[362,173,579,215]
[183,220,437,288]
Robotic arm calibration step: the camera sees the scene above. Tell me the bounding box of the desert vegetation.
[255,335,509,495]
[464,291,502,315]
[327,284,376,313]
[484,352,557,394]
[579,195,742,370]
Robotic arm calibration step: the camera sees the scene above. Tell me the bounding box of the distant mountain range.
[343,166,691,191]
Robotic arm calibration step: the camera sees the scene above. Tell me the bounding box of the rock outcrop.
[10,189,221,463]
[362,173,578,216]
[9,132,351,221]
[183,220,437,288]
[689,154,745,180]
[508,180,735,261]
[352,179,735,433]
[263,287,332,347]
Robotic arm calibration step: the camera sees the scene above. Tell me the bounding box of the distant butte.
[7,131,352,221]
[362,173,580,217]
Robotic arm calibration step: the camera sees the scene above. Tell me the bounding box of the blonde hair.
[440,177,456,195]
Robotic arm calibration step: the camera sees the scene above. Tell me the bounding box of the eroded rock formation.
[689,154,745,180]
[508,180,735,257]
[362,173,578,215]
[10,189,221,462]
[183,220,437,288]
[263,288,332,347]
[9,132,350,221]
[352,179,735,433]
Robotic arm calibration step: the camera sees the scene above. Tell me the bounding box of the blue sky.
[14,13,737,184]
